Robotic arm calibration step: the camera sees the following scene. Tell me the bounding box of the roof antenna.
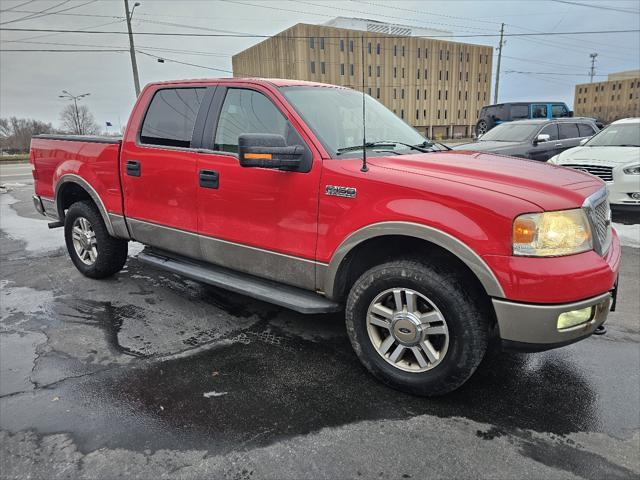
[360,34,369,173]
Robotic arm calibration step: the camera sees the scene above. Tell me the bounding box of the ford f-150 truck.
[30,78,620,396]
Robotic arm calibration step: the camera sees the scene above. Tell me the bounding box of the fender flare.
[323,221,505,299]
[54,174,130,239]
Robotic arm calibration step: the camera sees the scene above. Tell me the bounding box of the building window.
[465,71,469,81]
[320,37,324,50]
[310,61,315,74]
[350,64,354,75]
[394,89,397,99]
[465,91,468,100]
[377,65,381,77]
[368,42,372,54]
[483,91,486,101]
[423,109,426,118]
[459,71,462,81]
[417,90,420,100]
[439,50,442,61]
[393,67,397,78]
[460,52,464,62]
[321,62,325,74]
[444,110,447,119]
[458,90,461,100]
[418,47,421,58]
[424,89,426,99]
[466,53,469,62]
[340,39,344,52]
[577,98,581,104]
[368,87,372,95]
[446,71,449,81]
[416,109,419,120]
[402,68,405,78]
[349,40,354,52]
[477,91,480,101]
[578,87,582,93]
[438,90,441,100]
[401,89,405,99]
[631,93,634,99]
[377,43,381,54]
[439,71,442,81]
[417,69,420,79]
[368,65,372,77]
[458,110,460,119]
[402,45,405,56]
[437,109,441,119]
[377,87,380,98]
[340,63,345,76]
[445,90,448,100]
[464,109,467,119]
[424,68,428,79]
[401,109,404,119]
[309,37,314,49]
[394,45,397,56]
[446,50,449,61]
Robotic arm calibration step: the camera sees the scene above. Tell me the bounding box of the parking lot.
[1,174,639,479]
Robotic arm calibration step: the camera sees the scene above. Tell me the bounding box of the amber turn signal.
[513,218,536,244]
[244,153,272,160]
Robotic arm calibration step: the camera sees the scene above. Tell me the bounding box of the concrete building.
[574,70,640,124]
[232,18,493,139]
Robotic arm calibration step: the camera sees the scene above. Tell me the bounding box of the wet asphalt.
[1,182,639,479]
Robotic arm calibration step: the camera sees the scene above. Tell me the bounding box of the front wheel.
[64,201,128,279]
[345,260,490,396]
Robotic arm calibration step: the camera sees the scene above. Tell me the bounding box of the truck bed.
[30,134,125,217]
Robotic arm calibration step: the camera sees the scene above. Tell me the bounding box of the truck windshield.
[585,123,640,147]
[280,86,427,156]
[479,123,539,142]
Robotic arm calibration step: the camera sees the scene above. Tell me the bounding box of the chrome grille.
[583,188,612,256]
[563,164,614,182]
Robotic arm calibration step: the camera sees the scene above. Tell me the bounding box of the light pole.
[59,90,90,134]
[125,0,141,97]
[589,53,598,84]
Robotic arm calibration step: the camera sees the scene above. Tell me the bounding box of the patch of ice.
[203,391,228,398]
[613,223,640,248]
[0,194,63,253]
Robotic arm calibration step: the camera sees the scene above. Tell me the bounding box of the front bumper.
[494,292,612,352]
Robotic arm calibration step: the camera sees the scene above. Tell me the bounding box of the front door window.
[531,104,548,119]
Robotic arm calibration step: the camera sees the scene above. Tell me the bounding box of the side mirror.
[535,133,551,144]
[238,133,304,170]
[567,110,574,117]
[580,137,589,145]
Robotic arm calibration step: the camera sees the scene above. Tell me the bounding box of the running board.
[137,250,341,314]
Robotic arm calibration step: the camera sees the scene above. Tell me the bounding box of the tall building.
[232,18,493,139]
[574,70,640,124]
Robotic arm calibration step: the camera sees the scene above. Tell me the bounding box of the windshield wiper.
[336,141,399,155]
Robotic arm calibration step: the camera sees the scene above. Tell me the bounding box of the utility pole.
[59,91,90,134]
[493,23,505,104]
[589,53,598,83]
[124,0,141,97]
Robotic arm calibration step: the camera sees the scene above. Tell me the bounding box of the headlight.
[623,164,640,175]
[513,209,593,256]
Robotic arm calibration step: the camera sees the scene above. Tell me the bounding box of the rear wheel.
[345,259,490,396]
[64,201,128,278]
[475,119,489,136]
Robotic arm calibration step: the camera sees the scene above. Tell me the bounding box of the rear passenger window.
[559,123,580,139]
[531,105,547,118]
[140,88,205,148]
[578,123,596,137]
[552,104,568,117]
[539,124,559,140]
[510,105,528,119]
[215,89,288,153]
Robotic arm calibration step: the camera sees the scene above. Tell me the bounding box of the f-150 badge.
[325,185,357,198]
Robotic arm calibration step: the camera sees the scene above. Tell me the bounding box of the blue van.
[476,102,573,136]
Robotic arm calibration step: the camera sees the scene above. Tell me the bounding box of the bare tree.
[60,104,100,135]
[0,117,55,153]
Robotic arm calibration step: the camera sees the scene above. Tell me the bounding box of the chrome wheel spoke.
[405,290,417,313]
[410,346,429,368]
[392,289,403,311]
[419,310,443,325]
[426,324,447,336]
[378,335,395,355]
[388,344,405,363]
[368,314,391,330]
[420,340,439,363]
[370,303,393,319]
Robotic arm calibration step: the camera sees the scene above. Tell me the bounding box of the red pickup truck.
[30,78,620,395]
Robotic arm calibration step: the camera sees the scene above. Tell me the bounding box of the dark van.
[476,102,573,136]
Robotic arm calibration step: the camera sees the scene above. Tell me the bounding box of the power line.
[1,26,637,38]
[551,0,640,14]
[0,1,37,13]
[504,70,606,76]
[0,48,127,52]
[0,0,72,25]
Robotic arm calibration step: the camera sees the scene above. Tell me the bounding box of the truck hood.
[553,145,640,166]
[368,150,604,211]
[452,140,522,153]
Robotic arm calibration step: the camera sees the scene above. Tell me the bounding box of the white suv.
[549,118,640,209]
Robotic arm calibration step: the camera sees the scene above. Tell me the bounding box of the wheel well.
[332,235,493,311]
[56,182,94,219]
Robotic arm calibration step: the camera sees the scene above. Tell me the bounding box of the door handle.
[126,160,141,177]
[199,169,219,189]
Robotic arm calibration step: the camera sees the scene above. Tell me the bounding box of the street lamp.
[59,91,90,135]
[124,0,141,96]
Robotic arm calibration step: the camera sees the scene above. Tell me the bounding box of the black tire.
[64,200,128,279]
[345,259,490,396]
[475,118,494,136]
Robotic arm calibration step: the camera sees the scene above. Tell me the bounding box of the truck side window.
[215,89,288,153]
[551,104,568,117]
[510,105,528,120]
[558,123,580,139]
[578,123,596,137]
[140,88,205,148]
[539,124,559,140]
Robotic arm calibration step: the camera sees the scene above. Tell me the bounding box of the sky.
[1,0,639,130]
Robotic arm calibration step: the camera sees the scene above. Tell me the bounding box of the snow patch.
[613,223,640,248]
[0,194,63,253]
